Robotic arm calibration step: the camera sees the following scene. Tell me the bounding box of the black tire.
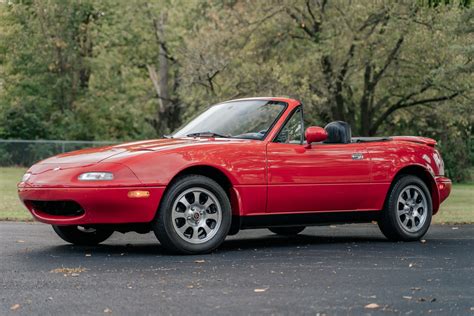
[52,225,113,246]
[153,175,232,254]
[378,175,432,241]
[269,226,305,236]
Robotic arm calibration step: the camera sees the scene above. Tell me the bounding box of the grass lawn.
[434,183,473,224]
[0,167,28,220]
[1,167,472,223]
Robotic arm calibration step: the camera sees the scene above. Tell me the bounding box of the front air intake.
[28,200,85,217]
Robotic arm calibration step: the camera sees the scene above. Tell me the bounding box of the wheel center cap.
[193,212,201,221]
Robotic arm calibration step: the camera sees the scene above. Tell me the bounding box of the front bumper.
[18,186,165,225]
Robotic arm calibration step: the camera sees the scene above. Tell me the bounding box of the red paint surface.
[18,97,451,226]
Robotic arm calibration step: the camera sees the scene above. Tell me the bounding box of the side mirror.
[305,126,327,148]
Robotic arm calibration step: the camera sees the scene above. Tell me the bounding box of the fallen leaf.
[50,267,87,276]
[403,296,412,300]
[364,303,380,309]
[194,260,205,263]
[10,304,20,311]
[104,308,112,313]
[16,240,25,243]
[254,288,268,293]
[187,285,194,289]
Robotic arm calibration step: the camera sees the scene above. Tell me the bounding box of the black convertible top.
[352,137,392,143]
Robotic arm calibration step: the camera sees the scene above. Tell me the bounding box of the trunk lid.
[391,136,437,147]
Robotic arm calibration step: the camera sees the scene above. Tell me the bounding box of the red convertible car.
[18,97,451,254]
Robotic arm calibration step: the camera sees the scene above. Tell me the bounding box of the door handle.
[352,153,364,160]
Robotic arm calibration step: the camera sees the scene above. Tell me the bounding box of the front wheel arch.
[156,165,241,232]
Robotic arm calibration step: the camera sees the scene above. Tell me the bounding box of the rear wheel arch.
[390,165,440,214]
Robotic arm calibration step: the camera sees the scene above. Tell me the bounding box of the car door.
[266,107,373,213]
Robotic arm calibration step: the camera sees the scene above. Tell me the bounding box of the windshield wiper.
[186,131,231,138]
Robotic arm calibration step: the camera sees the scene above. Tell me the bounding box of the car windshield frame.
[171,99,288,141]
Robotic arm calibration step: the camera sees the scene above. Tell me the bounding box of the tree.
[181,0,472,180]
[0,0,99,139]
[272,1,471,136]
[181,0,471,135]
[0,0,472,180]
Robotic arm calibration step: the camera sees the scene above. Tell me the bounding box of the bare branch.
[337,43,355,83]
[286,10,318,40]
[370,91,461,135]
[305,0,321,34]
[371,36,404,87]
[320,0,328,13]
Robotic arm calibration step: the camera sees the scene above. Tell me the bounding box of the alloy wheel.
[171,187,222,244]
[396,185,428,233]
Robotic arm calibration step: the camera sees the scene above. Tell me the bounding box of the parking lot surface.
[1,222,473,315]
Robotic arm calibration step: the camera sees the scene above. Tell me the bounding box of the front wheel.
[52,225,113,246]
[153,175,231,254]
[378,175,432,241]
[268,226,305,236]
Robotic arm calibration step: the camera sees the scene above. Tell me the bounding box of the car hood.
[35,138,245,167]
[112,138,197,152]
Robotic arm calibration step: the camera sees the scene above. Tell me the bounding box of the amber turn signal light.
[127,190,150,198]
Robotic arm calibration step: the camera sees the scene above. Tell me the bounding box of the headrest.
[323,121,352,144]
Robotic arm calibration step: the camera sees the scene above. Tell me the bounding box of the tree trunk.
[146,9,177,135]
[359,64,372,136]
[157,11,170,115]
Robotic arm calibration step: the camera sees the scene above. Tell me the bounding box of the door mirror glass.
[305,126,327,147]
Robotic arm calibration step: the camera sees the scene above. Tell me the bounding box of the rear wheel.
[378,175,432,241]
[52,225,113,246]
[269,226,305,236]
[153,175,231,254]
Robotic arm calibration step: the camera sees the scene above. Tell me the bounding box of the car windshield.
[172,100,286,140]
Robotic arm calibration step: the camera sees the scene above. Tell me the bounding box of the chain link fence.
[0,139,120,167]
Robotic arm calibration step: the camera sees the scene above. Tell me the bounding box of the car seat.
[323,121,352,144]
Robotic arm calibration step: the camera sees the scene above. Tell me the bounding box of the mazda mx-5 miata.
[18,97,452,254]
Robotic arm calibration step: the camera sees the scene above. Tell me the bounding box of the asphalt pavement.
[1,222,473,315]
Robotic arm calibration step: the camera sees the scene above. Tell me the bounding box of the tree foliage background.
[0,0,472,181]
